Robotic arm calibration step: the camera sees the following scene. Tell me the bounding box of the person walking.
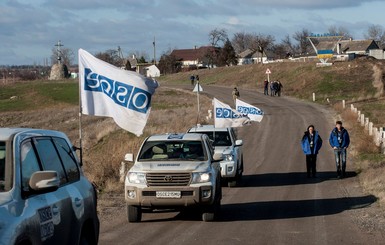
[195,75,199,83]
[190,74,195,86]
[270,81,275,96]
[277,81,283,97]
[232,87,240,104]
[263,80,269,95]
[301,125,323,178]
[329,121,350,178]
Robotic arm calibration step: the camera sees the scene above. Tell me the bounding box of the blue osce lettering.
[216,108,241,118]
[237,106,263,115]
[84,68,151,114]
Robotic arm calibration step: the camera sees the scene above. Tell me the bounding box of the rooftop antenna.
[55,40,64,64]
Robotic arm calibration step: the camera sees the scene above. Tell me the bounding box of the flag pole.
[196,81,200,124]
[78,64,83,167]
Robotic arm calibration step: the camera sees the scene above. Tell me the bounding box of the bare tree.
[231,32,255,53]
[328,25,352,40]
[253,34,275,54]
[281,35,296,55]
[293,28,312,55]
[50,47,74,66]
[364,24,385,48]
[209,28,228,47]
[95,49,124,67]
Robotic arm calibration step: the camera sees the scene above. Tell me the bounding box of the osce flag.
[78,49,158,136]
[236,99,264,122]
[213,98,250,128]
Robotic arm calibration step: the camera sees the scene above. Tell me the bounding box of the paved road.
[99,86,384,244]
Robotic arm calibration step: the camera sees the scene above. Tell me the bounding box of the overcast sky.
[1,0,385,65]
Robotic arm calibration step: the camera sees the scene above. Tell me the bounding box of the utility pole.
[153,36,156,65]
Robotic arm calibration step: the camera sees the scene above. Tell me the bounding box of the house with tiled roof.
[316,39,379,56]
[170,46,218,68]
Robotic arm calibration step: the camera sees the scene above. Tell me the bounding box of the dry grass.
[336,106,385,205]
[0,86,213,193]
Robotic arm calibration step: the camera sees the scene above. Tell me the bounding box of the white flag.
[213,98,250,128]
[236,99,264,122]
[78,49,158,136]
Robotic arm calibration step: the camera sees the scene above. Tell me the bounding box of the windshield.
[0,141,9,192]
[195,131,232,147]
[138,140,207,161]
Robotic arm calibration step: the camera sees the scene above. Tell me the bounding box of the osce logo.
[84,68,151,114]
[216,108,242,119]
[237,106,263,115]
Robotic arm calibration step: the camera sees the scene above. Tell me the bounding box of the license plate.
[156,191,181,198]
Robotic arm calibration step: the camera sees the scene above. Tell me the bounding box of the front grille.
[146,173,191,186]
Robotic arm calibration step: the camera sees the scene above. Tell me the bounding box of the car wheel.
[127,205,142,222]
[202,190,221,222]
[79,223,97,245]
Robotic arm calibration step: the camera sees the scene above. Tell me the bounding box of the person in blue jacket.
[329,120,350,178]
[301,125,323,178]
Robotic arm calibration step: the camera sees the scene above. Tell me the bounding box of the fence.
[345,100,385,153]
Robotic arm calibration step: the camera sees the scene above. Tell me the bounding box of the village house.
[315,39,381,60]
[170,46,218,68]
[237,48,274,65]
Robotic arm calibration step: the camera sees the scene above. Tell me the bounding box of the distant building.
[316,39,380,57]
[237,49,273,65]
[170,46,218,68]
[145,65,160,78]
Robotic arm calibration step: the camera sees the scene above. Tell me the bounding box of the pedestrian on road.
[301,125,323,178]
[277,81,283,97]
[270,81,275,96]
[190,74,195,86]
[329,121,350,178]
[264,80,269,95]
[232,87,240,104]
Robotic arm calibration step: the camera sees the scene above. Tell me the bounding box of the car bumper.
[220,160,237,178]
[125,185,214,207]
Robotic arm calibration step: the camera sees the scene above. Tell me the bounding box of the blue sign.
[84,68,151,114]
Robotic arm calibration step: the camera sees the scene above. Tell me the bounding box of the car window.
[34,138,67,185]
[0,141,7,192]
[53,137,80,183]
[21,141,41,192]
[195,131,232,147]
[138,141,207,161]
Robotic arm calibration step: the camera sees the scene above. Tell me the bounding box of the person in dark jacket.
[329,121,350,178]
[301,125,323,178]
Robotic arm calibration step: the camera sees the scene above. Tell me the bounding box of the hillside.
[160,59,385,117]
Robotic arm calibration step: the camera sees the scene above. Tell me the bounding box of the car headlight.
[192,172,211,183]
[127,172,146,184]
[225,154,234,161]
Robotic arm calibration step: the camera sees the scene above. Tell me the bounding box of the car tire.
[202,190,221,222]
[127,205,142,222]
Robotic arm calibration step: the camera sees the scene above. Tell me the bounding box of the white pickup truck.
[188,125,243,187]
[124,133,222,222]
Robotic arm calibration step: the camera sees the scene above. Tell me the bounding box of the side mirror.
[29,171,60,193]
[125,153,134,162]
[235,140,243,146]
[213,152,224,162]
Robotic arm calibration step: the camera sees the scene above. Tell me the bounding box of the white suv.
[0,128,99,245]
[124,133,222,222]
[188,125,243,187]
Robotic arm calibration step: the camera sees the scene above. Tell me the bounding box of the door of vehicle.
[32,137,76,244]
